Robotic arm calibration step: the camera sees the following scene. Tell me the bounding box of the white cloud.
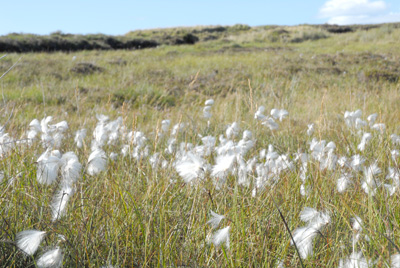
[319,0,400,25]
[327,13,400,25]
[320,0,386,17]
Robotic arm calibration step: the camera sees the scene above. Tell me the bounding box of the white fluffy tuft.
[51,185,74,222]
[207,210,225,229]
[211,226,230,248]
[87,148,107,176]
[175,152,204,184]
[36,247,63,268]
[37,150,61,185]
[16,229,46,255]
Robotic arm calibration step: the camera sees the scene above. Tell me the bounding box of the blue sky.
[1,0,400,35]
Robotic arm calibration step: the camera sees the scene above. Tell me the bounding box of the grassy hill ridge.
[1,22,400,52]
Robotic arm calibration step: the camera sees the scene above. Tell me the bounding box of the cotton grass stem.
[0,56,21,80]
[271,197,305,268]
[221,244,234,268]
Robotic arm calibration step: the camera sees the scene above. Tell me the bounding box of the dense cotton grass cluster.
[2,97,400,267]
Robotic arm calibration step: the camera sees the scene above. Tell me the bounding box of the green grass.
[1,23,400,267]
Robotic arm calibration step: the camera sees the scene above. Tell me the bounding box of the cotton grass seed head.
[36,247,63,268]
[36,149,61,185]
[270,108,288,121]
[212,153,236,179]
[337,173,353,193]
[60,152,82,184]
[203,106,212,119]
[161,119,171,133]
[74,129,86,148]
[338,251,369,268]
[291,226,318,259]
[205,99,214,106]
[87,148,107,176]
[352,216,363,232]
[175,152,205,184]
[51,185,74,222]
[211,226,230,248]
[254,106,266,120]
[261,117,279,130]
[307,123,315,136]
[391,254,400,268]
[300,207,331,229]
[16,229,46,255]
[207,210,225,229]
